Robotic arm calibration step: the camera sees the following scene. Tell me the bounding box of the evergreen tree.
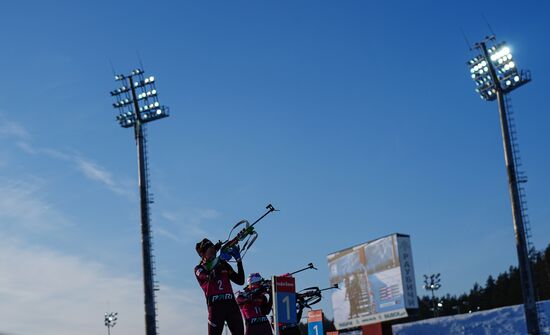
[413,242,550,322]
[483,275,496,309]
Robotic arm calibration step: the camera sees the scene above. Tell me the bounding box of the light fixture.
[466,35,540,335]
[109,68,169,335]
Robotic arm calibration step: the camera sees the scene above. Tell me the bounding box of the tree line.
[416,243,550,319]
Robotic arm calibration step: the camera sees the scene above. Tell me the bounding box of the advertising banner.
[307,309,324,335]
[272,275,297,328]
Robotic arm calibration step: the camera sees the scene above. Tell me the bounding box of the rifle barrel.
[250,204,276,227]
[289,263,316,276]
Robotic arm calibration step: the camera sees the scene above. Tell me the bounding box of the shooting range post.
[307,309,324,335]
[272,275,297,335]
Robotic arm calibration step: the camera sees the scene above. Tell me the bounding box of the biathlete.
[195,238,245,335]
[236,273,273,335]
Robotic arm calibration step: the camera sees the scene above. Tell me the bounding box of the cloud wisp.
[158,208,221,244]
[72,155,135,198]
[0,119,30,141]
[0,178,70,233]
[0,238,206,335]
[0,117,209,335]
[0,117,135,199]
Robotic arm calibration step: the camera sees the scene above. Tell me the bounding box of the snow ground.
[392,300,550,335]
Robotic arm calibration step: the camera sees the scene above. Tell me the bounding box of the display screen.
[327,234,417,329]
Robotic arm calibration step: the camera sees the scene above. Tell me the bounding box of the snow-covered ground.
[392,300,550,335]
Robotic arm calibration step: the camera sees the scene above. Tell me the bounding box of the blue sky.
[0,1,549,334]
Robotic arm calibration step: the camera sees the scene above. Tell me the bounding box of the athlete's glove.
[229,246,242,262]
[219,251,232,261]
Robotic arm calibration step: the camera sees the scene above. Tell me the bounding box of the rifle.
[241,263,317,298]
[297,284,339,308]
[283,263,317,276]
[205,204,277,270]
[242,278,272,297]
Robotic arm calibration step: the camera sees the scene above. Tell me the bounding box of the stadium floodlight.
[104,312,118,335]
[110,86,130,96]
[466,35,540,335]
[467,38,530,101]
[111,68,169,129]
[423,273,441,317]
[109,68,169,335]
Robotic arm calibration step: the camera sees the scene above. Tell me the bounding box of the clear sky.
[0,1,549,334]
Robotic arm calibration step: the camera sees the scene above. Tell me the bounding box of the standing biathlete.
[195,238,245,335]
[236,273,273,335]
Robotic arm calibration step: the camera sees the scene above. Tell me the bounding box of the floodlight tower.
[110,68,169,335]
[104,312,118,335]
[423,273,441,317]
[466,36,540,335]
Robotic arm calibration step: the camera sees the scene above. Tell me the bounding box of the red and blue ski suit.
[236,287,273,335]
[195,259,245,335]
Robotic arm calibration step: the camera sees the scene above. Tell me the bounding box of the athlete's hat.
[247,272,263,286]
[196,238,214,257]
